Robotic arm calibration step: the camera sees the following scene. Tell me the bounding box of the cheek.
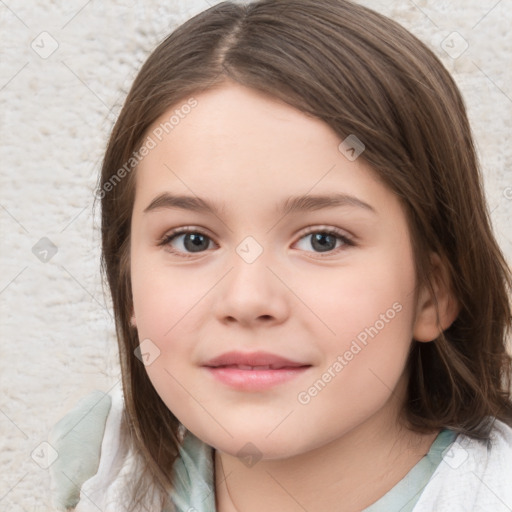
[130,261,208,400]
[131,259,198,339]
[298,254,416,344]
[301,249,417,391]
[292,273,416,440]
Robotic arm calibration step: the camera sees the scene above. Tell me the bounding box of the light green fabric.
[48,391,111,511]
[170,427,457,512]
[170,430,217,512]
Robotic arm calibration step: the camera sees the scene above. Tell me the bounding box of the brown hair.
[99,0,512,509]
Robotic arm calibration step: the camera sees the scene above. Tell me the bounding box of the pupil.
[185,233,208,252]
[312,233,335,252]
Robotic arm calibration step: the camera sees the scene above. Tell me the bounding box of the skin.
[130,81,457,511]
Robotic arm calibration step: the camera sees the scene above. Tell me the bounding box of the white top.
[48,388,512,511]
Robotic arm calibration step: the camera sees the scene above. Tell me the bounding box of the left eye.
[294,229,354,254]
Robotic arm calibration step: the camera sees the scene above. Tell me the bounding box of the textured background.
[1,0,511,510]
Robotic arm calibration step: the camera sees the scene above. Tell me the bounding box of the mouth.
[206,364,311,370]
[202,350,310,368]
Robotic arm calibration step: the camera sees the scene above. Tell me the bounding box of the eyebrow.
[143,192,376,216]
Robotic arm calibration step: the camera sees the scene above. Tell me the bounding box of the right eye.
[159,227,218,257]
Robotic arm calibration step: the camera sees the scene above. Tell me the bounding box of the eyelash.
[158,226,356,259]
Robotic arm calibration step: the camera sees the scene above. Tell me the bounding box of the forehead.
[133,82,397,221]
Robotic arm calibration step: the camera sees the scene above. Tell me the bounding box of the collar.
[170,429,217,512]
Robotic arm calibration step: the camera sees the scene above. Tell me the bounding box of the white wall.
[0,0,510,509]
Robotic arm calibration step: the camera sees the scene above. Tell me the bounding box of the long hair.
[98,1,512,509]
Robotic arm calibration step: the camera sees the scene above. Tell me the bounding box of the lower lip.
[203,366,311,391]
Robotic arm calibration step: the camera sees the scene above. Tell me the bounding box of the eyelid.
[158,225,214,241]
[295,225,354,242]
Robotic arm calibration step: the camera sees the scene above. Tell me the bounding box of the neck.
[214,383,439,512]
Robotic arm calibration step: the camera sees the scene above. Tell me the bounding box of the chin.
[197,426,310,461]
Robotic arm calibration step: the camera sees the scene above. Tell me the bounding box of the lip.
[202,350,309,369]
[204,366,311,391]
[202,350,312,391]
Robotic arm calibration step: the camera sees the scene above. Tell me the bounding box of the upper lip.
[202,351,311,369]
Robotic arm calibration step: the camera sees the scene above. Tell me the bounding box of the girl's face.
[130,81,425,458]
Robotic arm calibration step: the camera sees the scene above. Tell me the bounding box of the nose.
[212,249,290,328]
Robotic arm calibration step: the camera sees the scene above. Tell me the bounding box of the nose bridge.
[213,235,288,325]
[229,234,274,296]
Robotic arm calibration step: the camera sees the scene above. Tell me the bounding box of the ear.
[413,252,460,342]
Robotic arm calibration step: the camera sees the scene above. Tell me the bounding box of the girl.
[48,0,512,511]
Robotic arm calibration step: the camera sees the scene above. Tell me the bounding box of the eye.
[158,226,355,258]
[158,227,216,256]
[293,227,355,255]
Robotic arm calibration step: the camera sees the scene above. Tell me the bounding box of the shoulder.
[47,388,119,511]
[488,417,512,452]
[413,418,512,512]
